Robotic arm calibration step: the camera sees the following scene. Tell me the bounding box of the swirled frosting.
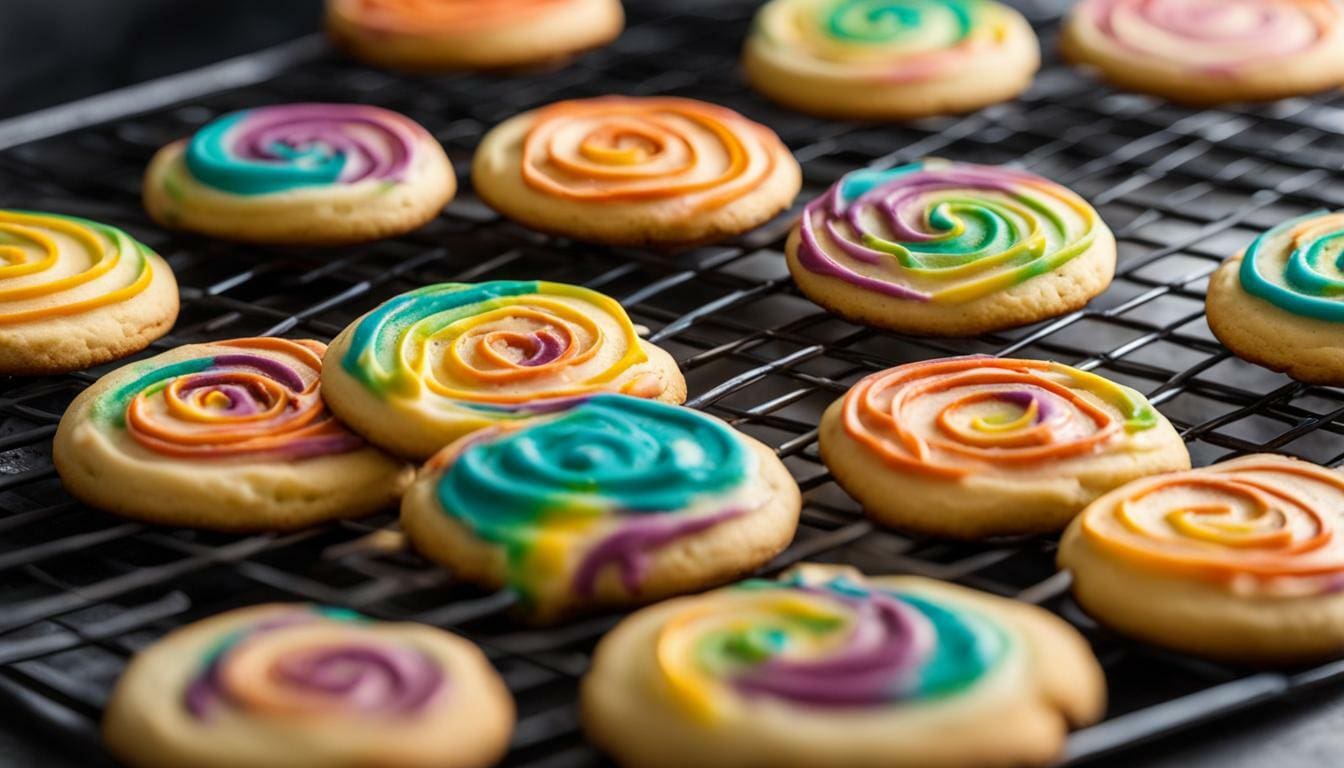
[0,210,156,326]
[796,160,1100,303]
[841,356,1158,478]
[179,103,420,196]
[92,338,364,461]
[751,0,1027,82]
[1074,0,1339,72]
[1239,211,1344,322]
[518,97,785,212]
[330,0,569,33]
[427,395,759,598]
[185,606,444,720]
[1077,455,1344,596]
[655,569,1007,721]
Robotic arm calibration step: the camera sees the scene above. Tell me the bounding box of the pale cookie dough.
[819,356,1190,538]
[743,0,1041,120]
[1062,0,1344,105]
[326,0,623,71]
[54,337,412,531]
[322,280,687,460]
[401,394,801,621]
[144,103,454,246]
[0,210,178,375]
[787,159,1116,336]
[103,603,515,768]
[1207,211,1344,385]
[472,96,802,248]
[1060,454,1344,664]
[582,563,1106,768]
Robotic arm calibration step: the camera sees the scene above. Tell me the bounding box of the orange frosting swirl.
[330,0,570,33]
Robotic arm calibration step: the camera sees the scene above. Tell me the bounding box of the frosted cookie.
[54,338,412,531]
[0,210,178,375]
[144,103,455,246]
[743,0,1041,120]
[472,96,802,247]
[786,159,1116,336]
[1207,211,1344,384]
[322,280,686,459]
[401,394,801,621]
[582,564,1105,768]
[819,356,1190,538]
[326,0,623,71]
[1062,0,1344,105]
[103,604,514,768]
[1061,454,1344,663]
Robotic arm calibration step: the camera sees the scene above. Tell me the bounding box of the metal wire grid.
[4,0,1344,765]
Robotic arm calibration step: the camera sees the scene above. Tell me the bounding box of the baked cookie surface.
[743,0,1041,119]
[0,210,178,375]
[472,96,802,247]
[1062,0,1344,104]
[54,337,412,531]
[144,103,455,246]
[1207,211,1344,384]
[1060,454,1344,663]
[582,564,1105,768]
[326,0,624,71]
[322,280,687,459]
[402,394,801,620]
[819,356,1190,537]
[103,603,514,768]
[786,159,1116,336]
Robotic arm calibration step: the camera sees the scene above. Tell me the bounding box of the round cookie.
[819,356,1190,538]
[322,280,687,459]
[0,210,178,375]
[743,0,1041,120]
[402,394,801,621]
[144,103,455,246]
[1207,211,1344,384]
[582,563,1105,768]
[786,159,1116,336]
[1062,0,1344,105]
[1060,454,1344,663]
[326,0,624,71]
[103,603,514,768]
[54,337,412,531]
[471,96,802,248]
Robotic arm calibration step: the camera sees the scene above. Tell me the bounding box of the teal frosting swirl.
[1240,211,1344,322]
[825,0,976,43]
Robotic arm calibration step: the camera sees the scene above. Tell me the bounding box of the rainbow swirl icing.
[1239,211,1344,322]
[93,338,364,461]
[427,395,755,599]
[0,210,156,326]
[185,606,444,720]
[656,569,1007,721]
[796,160,1100,303]
[180,103,419,196]
[1077,455,1344,596]
[842,356,1158,479]
[1077,0,1339,72]
[331,0,569,33]
[519,97,785,212]
[752,0,1026,81]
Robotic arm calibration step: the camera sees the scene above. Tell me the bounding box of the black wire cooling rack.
[4,1,1344,765]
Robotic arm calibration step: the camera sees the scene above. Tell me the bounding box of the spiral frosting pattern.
[1075,0,1338,72]
[519,97,785,212]
[93,338,364,461]
[182,103,419,196]
[185,607,444,719]
[428,395,755,597]
[0,210,156,326]
[655,569,1007,721]
[331,0,569,33]
[1078,456,1344,595]
[1239,211,1344,322]
[796,160,1101,304]
[841,357,1159,479]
